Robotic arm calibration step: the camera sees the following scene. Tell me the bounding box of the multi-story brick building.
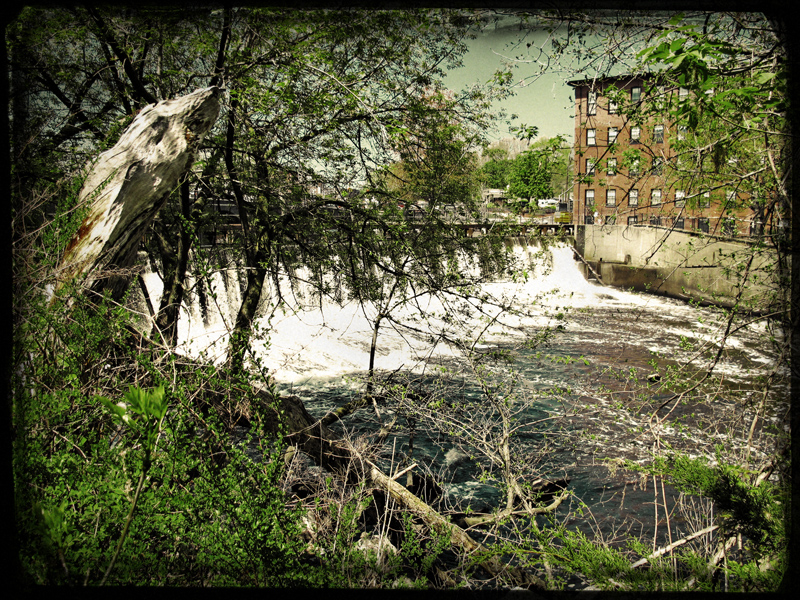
[568,74,763,238]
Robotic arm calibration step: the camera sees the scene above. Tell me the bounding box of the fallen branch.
[572,247,606,285]
[391,463,418,482]
[601,524,721,590]
[461,490,569,528]
[631,524,719,569]
[367,461,546,589]
[682,533,738,590]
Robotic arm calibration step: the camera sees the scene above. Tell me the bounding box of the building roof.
[566,72,662,88]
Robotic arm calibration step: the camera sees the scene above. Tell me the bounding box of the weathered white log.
[54,86,221,301]
[630,524,719,569]
[367,461,545,589]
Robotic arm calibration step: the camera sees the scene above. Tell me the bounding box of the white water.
[138,242,779,390]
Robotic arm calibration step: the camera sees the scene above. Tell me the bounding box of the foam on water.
[137,242,780,386]
[259,242,609,382]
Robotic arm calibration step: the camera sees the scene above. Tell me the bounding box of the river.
[146,238,787,563]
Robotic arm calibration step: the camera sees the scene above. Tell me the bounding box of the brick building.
[567,74,764,237]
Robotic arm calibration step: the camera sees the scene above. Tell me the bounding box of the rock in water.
[55,86,221,301]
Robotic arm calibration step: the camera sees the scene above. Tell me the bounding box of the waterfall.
[133,240,606,382]
[131,239,677,383]
[135,248,245,362]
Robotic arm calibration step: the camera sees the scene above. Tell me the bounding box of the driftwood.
[604,524,727,590]
[631,524,719,570]
[572,247,606,285]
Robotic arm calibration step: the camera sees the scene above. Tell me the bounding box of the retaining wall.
[574,224,783,309]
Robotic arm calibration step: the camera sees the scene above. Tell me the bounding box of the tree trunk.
[366,314,383,395]
[228,263,268,375]
[54,86,221,302]
[153,177,194,345]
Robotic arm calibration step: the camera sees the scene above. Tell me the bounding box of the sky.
[445,17,577,145]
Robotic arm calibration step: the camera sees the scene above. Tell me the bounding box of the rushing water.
[142,240,787,552]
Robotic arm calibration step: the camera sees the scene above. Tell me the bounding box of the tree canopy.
[9,6,516,365]
[506,135,569,207]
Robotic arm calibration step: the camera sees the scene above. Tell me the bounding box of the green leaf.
[755,71,776,85]
[667,13,685,26]
[669,38,687,53]
[99,395,130,425]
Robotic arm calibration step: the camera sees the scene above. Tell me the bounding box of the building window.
[629,158,641,177]
[675,190,685,207]
[608,127,619,144]
[677,125,688,141]
[631,86,641,102]
[587,129,596,146]
[588,90,597,115]
[722,217,737,237]
[654,124,664,143]
[609,98,618,114]
[650,216,662,226]
[628,189,639,206]
[586,158,596,175]
[606,189,616,207]
[630,126,640,144]
[607,157,617,175]
[698,217,710,233]
[585,189,595,207]
[750,219,764,237]
[674,217,685,229]
[652,158,663,176]
[725,190,736,207]
[679,87,689,99]
[606,215,616,225]
[699,192,711,208]
[627,215,638,225]
[651,189,662,205]
[585,214,594,225]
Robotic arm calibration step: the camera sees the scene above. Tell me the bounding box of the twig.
[390,462,418,482]
[100,460,149,585]
[461,490,569,528]
[53,430,88,461]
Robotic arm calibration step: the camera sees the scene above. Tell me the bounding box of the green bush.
[11,183,336,587]
[13,292,332,586]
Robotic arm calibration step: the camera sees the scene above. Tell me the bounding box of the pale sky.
[446,18,576,144]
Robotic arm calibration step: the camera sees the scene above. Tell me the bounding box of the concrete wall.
[574,224,783,309]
